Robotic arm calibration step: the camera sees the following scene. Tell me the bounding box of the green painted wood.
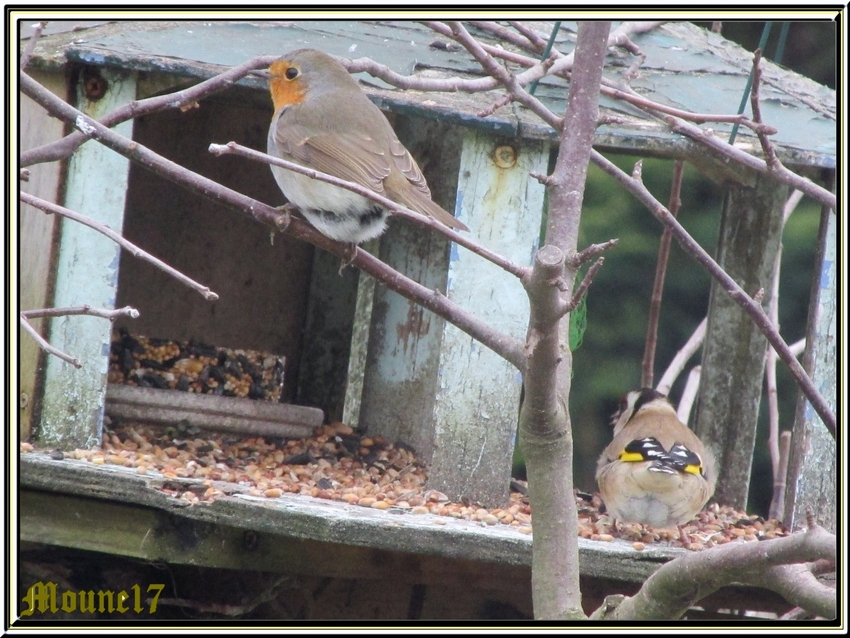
[38,67,137,449]
[356,117,460,460]
[426,130,548,506]
[341,240,380,429]
[24,20,835,168]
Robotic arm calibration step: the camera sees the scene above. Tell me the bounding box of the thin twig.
[20,314,81,368]
[469,21,544,52]
[558,257,604,319]
[766,189,803,481]
[571,238,619,268]
[20,71,290,231]
[661,113,835,211]
[422,21,553,82]
[208,141,530,280]
[657,315,707,396]
[507,21,548,50]
[446,21,560,130]
[549,22,662,76]
[20,71,524,370]
[20,191,218,301]
[599,79,778,135]
[477,93,514,118]
[594,149,835,436]
[642,160,684,387]
[676,365,702,424]
[783,190,805,223]
[769,431,792,521]
[21,305,139,321]
[19,21,47,70]
[749,50,781,170]
[765,244,784,479]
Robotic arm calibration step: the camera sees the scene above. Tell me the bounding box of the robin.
[265,48,469,244]
[596,388,717,528]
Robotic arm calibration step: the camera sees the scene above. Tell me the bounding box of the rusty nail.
[493,145,517,168]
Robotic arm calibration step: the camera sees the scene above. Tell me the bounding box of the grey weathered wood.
[341,241,380,429]
[105,385,321,438]
[427,130,548,505]
[20,489,532,592]
[357,118,461,460]
[19,452,680,584]
[19,69,67,441]
[783,206,836,533]
[38,67,137,449]
[693,174,789,510]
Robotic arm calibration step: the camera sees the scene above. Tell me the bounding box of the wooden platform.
[19,451,791,618]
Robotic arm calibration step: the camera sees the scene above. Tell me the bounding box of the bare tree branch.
[558,257,604,319]
[749,49,781,170]
[21,56,278,167]
[595,520,836,620]
[591,149,835,437]
[769,431,792,521]
[599,81,779,136]
[676,365,701,423]
[571,238,619,268]
[20,191,219,300]
[642,160,684,388]
[20,314,81,368]
[21,302,139,369]
[505,21,548,50]
[21,305,139,321]
[19,21,47,70]
[518,21,612,621]
[20,70,525,370]
[663,116,835,211]
[208,141,529,280]
[446,21,560,130]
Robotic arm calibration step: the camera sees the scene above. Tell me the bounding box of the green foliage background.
[514,21,833,517]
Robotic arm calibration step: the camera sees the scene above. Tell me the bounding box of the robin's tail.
[398,187,469,233]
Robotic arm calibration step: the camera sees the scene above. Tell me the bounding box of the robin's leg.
[273,203,297,225]
[338,242,358,275]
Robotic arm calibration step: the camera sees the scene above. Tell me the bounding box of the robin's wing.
[387,138,431,197]
[383,138,468,230]
[274,122,392,195]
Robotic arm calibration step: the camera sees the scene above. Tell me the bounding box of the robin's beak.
[251,69,272,80]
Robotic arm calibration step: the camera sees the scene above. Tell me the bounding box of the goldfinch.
[596,388,717,528]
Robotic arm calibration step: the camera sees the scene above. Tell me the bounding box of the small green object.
[568,276,587,352]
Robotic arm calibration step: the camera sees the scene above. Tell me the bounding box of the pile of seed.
[108,330,286,402]
[576,492,787,551]
[21,418,787,550]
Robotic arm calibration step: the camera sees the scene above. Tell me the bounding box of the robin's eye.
[285,67,299,80]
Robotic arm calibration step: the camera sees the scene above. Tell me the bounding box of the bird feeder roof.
[23,19,836,168]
